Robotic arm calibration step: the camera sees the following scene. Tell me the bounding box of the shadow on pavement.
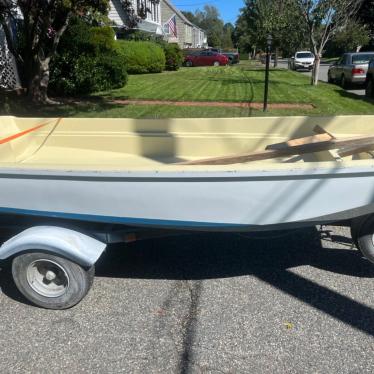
[1,227,374,338]
[335,88,372,100]
[95,227,373,280]
[95,227,374,338]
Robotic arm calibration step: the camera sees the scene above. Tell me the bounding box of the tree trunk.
[311,56,321,86]
[28,57,52,104]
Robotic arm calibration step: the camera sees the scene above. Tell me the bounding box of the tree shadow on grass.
[0,93,129,118]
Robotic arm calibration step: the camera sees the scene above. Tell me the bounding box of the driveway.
[277,60,366,96]
[0,225,374,373]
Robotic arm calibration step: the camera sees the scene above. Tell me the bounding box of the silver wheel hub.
[26,259,69,298]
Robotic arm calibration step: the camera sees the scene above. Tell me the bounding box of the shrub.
[158,42,183,71]
[50,18,127,96]
[116,40,165,74]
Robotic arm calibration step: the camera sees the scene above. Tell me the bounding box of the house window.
[138,0,160,23]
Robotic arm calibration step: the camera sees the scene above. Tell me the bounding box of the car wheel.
[327,72,334,83]
[366,78,374,98]
[185,61,193,67]
[213,61,220,67]
[341,75,349,89]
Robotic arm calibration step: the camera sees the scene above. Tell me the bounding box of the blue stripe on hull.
[0,206,246,229]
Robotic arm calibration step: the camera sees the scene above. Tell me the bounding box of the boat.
[1,115,374,232]
[3,114,374,310]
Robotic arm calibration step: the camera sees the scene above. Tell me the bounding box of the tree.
[296,0,363,85]
[0,0,110,103]
[0,0,159,103]
[235,0,307,64]
[357,0,374,48]
[222,23,234,49]
[233,12,255,57]
[332,19,370,52]
[181,10,199,25]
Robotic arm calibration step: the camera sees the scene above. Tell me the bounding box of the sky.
[174,0,245,25]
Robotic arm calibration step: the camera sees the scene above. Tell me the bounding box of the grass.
[2,63,373,118]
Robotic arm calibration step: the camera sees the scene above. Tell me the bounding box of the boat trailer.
[0,213,373,310]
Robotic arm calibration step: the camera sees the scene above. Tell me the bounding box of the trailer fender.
[0,226,107,267]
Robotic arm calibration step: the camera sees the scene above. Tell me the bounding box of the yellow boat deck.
[1,116,374,171]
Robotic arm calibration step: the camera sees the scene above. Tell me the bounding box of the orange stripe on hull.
[0,118,61,145]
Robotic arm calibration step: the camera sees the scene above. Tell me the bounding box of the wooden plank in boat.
[266,126,335,150]
[313,125,336,139]
[338,144,374,158]
[265,133,333,150]
[180,134,374,165]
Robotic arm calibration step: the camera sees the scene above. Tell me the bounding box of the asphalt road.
[277,60,366,96]
[0,225,374,373]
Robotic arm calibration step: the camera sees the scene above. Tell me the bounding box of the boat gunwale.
[0,161,373,181]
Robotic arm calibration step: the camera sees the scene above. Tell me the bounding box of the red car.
[184,51,229,67]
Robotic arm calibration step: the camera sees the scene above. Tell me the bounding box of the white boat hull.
[1,165,374,231]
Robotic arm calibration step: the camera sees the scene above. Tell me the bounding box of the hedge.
[158,42,183,71]
[50,18,127,96]
[116,40,165,74]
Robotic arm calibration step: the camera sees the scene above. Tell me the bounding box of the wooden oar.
[338,144,374,158]
[180,134,374,165]
[0,118,62,145]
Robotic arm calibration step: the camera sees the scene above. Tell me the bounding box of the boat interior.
[0,116,374,170]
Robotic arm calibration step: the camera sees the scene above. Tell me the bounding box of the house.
[0,21,21,90]
[193,26,207,49]
[160,0,207,49]
[108,0,207,48]
[109,0,163,36]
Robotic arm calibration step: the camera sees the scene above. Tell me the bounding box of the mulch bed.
[112,99,315,110]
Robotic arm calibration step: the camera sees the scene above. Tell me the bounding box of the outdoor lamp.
[263,34,273,112]
[267,34,273,48]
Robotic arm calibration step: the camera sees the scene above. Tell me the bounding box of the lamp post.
[263,34,273,112]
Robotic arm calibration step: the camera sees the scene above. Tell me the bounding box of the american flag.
[167,15,177,37]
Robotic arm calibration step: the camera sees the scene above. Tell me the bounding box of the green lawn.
[3,64,374,118]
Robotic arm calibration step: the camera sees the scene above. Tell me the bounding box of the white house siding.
[0,23,21,89]
[185,24,192,45]
[193,27,207,49]
[109,0,127,26]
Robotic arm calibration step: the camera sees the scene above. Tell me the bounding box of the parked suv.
[366,59,374,97]
[289,51,315,71]
[328,52,374,88]
[184,50,229,67]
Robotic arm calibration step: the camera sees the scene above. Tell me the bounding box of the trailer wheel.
[350,216,369,249]
[355,215,374,264]
[12,252,94,309]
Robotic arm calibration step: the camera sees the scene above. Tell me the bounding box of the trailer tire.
[350,216,369,249]
[356,215,374,264]
[12,252,94,310]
